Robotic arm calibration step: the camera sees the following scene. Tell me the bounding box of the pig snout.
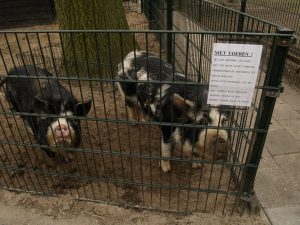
[200,128,229,161]
[46,118,76,148]
[210,136,229,160]
[54,124,70,138]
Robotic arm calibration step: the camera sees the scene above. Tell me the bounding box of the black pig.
[117,51,230,172]
[5,66,91,161]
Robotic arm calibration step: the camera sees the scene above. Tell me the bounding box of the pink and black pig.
[5,66,91,161]
[117,51,231,172]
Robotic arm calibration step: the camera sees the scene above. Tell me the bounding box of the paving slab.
[265,129,300,156]
[268,118,281,132]
[281,94,300,111]
[255,149,300,208]
[274,153,300,188]
[272,98,299,121]
[278,119,300,141]
[266,206,300,225]
[281,83,299,98]
[256,82,300,225]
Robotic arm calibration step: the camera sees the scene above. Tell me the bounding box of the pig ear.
[75,99,92,116]
[32,96,48,113]
[172,93,194,109]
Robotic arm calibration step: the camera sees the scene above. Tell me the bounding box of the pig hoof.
[192,162,202,169]
[139,117,146,122]
[67,153,74,161]
[160,160,170,173]
[62,154,74,163]
[44,149,56,158]
[26,126,34,135]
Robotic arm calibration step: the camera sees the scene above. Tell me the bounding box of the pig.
[5,66,92,161]
[117,51,231,172]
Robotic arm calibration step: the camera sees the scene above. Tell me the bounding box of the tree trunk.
[54,0,134,77]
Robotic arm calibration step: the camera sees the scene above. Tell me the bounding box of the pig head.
[5,66,91,160]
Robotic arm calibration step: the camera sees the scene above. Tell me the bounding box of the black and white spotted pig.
[5,66,91,161]
[117,51,230,172]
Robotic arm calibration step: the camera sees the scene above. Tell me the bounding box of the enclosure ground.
[0,189,270,225]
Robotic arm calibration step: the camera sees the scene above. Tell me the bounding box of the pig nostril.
[54,124,70,138]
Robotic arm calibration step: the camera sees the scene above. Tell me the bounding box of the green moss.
[55,0,135,77]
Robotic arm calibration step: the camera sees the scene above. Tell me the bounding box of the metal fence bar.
[206,0,300,88]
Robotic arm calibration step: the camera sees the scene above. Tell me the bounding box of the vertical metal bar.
[93,31,112,202]
[141,0,144,13]
[102,32,120,202]
[82,32,100,200]
[129,34,145,207]
[144,32,153,208]
[158,32,163,210]
[69,32,88,199]
[118,32,135,188]
[182,33,192,213]
[242,28,295,195]
[148,0,154,29]
[237,0,247,32]
[167,0,173,63]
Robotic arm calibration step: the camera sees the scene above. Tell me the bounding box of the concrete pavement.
[255,82,300,225]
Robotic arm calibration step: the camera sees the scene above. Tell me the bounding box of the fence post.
[166,0,173,63]
[237,0,247,32]
[241,27,296,197]
[141,0,144,13]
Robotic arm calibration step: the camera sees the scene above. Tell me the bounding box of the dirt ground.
[0,77,240,212]
[0,189,270,225]
[0,10,270,225]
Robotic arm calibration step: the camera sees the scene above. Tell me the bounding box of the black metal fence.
[236,0,300,90]
[0,28,295,214]
[142,0,300,89]
[209,0,299,35]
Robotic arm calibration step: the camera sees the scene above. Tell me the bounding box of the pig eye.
[70,119,78,125]
[202,112,209,118]
[221,115,229,125]
[198,118,208,125]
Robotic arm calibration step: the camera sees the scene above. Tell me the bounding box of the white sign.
[207,43,263,107]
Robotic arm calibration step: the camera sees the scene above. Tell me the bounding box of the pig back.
[6,66,72,113]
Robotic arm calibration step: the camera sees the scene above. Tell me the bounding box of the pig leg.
[42,147,56,158]
[126,100,146,124]
[24,120,34,136]
[182,141,202,169]
[126,104,138,121]
[134,103,146,122]
[191,152,202,169]
[116,82,140,122]
[160,139,171,172]
[159,126,172,172]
